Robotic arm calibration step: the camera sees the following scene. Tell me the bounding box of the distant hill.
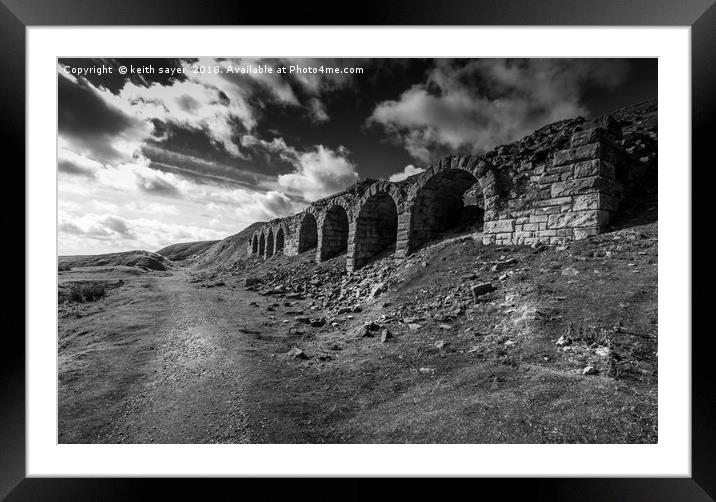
[58,250,173,271]
[184,221,265,270]
[156,240,220,262]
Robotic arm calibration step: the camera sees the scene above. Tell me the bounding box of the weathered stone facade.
[247,111,646,272]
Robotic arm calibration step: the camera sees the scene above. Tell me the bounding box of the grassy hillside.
[184,221,265,270]
[59,250,173,271]
[156,240,220,262]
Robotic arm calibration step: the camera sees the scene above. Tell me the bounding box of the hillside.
[182,221,266,270]
[183,221,658,443]
[156,240,220,262]
[58,250,173,271]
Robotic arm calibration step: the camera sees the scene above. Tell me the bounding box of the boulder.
[288,347,308,359]
[471,282,496,300]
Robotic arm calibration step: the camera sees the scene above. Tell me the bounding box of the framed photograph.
[6,0,713,498]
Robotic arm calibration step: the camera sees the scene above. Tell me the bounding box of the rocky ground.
[58,221,657,444]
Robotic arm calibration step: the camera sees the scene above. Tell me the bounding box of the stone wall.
[245,106,656,272]
[482,117,622,246]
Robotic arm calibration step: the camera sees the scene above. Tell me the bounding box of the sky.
[57,58,656,255]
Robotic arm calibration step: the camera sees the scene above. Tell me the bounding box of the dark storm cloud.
[367,59,635,162]
[58,73,147,163]
[58,159,96,179]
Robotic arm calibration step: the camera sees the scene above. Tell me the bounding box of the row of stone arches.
[249,155,498,271]
[250,225,286,258]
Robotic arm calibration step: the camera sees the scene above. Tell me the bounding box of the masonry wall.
[482,118,621,246]
[246,113,631,271]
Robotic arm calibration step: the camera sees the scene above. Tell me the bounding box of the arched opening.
[258,232,266,256]
[353,192,398,269]
[298,213,318,253]
[266,229,274,257]
[320,205,349,260]
[275,227,285,255]
[408,169,484,254]
[251,234,258,254]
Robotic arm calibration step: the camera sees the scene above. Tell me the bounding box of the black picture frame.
[4,0,713,499]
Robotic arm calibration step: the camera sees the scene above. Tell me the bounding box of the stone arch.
[251,233,258,254]
[266,228,275,257]
[319,204,350,261]
[349,186,399,271]
[258,231,266,256]
[274,225,285,255]
[297,211,318,253]
[405,155,499,254]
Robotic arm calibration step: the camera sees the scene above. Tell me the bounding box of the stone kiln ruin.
[247,112,642,272]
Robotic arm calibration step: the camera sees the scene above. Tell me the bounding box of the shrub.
[68,283,106,302]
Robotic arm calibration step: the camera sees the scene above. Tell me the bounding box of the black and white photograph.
[56,57,659,445]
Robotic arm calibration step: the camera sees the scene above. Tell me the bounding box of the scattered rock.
[309,317,326,328]
[582,366,597,375]
[471,282,496,300]
[287,347,308,360]
[555,335,572,346]
[434,340,446,349]
[407,323,422,331]
[380,329,391,343]
[561,266,580,276]
[370,282,386,298]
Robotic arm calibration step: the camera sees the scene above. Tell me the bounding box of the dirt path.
[60,270,277,444]
[105,273,253,443]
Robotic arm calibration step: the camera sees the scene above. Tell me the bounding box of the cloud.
[59,212,229,253]
[135,172,182,197]
[388,164,425,182]
[63,57,361,163]
[368,59,629,161]
[307,98,329,122]
[59,214,134,239]
[242,136,359,201]
[58,73,152,164]
[57,152,102,179]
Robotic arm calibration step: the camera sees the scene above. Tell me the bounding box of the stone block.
[536,196,572,208]
[484,219,515,234]
[551,176,602,198]
[570,127,618,148]
[572,193,600,211]
[538,206,561,214]
[547,210,609,229]
[574,159,616,180]
[573,226,601,240]
[529,214,549,223]
[553,143,601,167]
[573,193,620,212]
